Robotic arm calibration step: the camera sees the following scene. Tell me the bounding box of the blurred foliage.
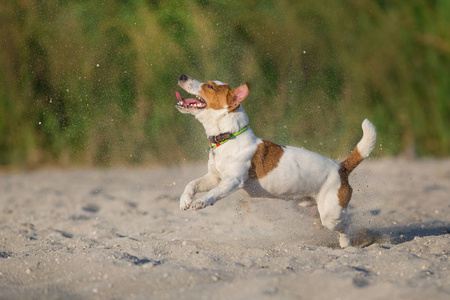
[0,0,449,168]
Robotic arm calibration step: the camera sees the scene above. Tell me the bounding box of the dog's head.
[176,74,249,115]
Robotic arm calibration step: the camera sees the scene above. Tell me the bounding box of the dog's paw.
[191,198,214,211]
[191,200,206,211]
[179,194,193,211]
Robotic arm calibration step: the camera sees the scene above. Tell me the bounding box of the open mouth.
[175,91,207,109]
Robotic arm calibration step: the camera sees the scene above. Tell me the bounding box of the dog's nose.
[179,74,188,82]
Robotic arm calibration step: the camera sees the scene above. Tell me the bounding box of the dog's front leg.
[191,176,244,210]
[180,173,221,210]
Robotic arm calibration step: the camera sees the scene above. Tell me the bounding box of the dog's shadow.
[351,221,450,248]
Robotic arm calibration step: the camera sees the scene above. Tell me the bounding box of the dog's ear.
[230,83,249,107]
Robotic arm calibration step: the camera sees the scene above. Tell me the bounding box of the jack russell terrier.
[175,74,377,248]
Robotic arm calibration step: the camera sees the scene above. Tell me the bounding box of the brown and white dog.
[175,74,377,247]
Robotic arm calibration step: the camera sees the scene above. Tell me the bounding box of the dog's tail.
[341,119,377,174]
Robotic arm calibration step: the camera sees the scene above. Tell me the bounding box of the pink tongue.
[175,92,197,104]
[175,91,183,101]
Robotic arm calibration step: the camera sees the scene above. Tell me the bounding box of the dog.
[175,74,377,248]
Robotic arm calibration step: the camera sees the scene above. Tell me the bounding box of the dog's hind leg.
[317,184,352,248]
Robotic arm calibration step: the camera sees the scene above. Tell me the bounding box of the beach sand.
[0,158,449,299]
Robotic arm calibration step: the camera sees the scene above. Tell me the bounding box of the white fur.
[357,119,377,158]
[177,76,377,248]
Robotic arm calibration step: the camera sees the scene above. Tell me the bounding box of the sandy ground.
[0,158,449,300]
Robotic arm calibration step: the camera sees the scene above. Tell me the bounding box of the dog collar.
[209,126,248,149]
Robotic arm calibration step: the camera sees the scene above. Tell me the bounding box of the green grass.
[0,0,449,168]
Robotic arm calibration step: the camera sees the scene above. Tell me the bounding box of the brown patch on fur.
[248,140,285,180]
[199,81,235,111]
[337,165,353,208]
[341,147,364,174]
[199,81,248,112]
[338,147,364,208]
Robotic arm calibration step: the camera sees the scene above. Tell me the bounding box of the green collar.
[209,126,248,149]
